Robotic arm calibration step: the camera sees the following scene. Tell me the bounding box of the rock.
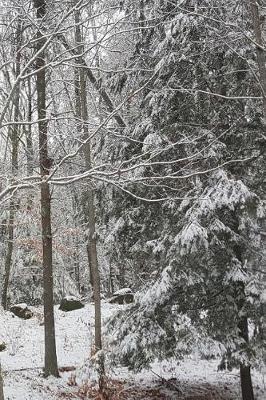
[59,296,85,312]
[109,288,134,304]
[0,343,6,352]
[9,303,33,319]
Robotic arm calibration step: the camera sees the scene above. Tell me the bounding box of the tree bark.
[234,273,254,400]
[1,206,15,310]
[25,76,34,210]
[233,240,255,400]
[249,0,266,351]
[109,263,115,295]
[1,17,22,310]
[0,363,4,400]
[250,0,266,119]
[119,263,126,289]
[239,316,255,400]
[34,0,59,377]
[240,364,255,400]
[26,76,34,176]
[74,3,102,354]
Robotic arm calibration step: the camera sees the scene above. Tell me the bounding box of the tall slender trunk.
[34,0,59,377]
[26,76,34,176]
[233,240,255,400]
[74,4,102,354]
[250,0,266,119]
[239,316,255,400]
[234,276,254,400]
[109,263,115,295]
[25,76,34,210]
[1,207,15,310]
[119,263,126,289]
[249,0,266,354]
[0,363,4,400]
[74,249,81,294]
[1,17,22,310]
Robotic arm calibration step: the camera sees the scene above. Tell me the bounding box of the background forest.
[0,1,265,400]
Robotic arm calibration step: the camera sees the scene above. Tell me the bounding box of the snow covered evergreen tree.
[105,1,266,399]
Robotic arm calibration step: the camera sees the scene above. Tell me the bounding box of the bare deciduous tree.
[34,0,59,377]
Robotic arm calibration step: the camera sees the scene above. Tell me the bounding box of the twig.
[151,370,183,394]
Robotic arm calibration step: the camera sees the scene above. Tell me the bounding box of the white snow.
[142,133,162,153]
[113,288,132,296]
[11,303,28,310]
[63,296,80,301]
[0,303,265,399]
[175,221,209,255]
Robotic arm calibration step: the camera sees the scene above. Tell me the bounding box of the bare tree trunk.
[26,76,34,177]
[109,263,115,295]
[249,0,266,351]
[119,263,126,289]
[239,316,255,400]
[73,249,81,294]
[1,17,22,310]
[34,0,59,378]
[234,272,254,400]
[74,4,102,355]
[85,189,102,353]
[250,0,266,119]
[0,363,4,400]
[25,76,34,211]
[1,206,15,310]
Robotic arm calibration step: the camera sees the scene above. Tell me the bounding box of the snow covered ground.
[0,303,265,399]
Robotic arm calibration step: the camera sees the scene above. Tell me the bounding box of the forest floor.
[0,303,265,400]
